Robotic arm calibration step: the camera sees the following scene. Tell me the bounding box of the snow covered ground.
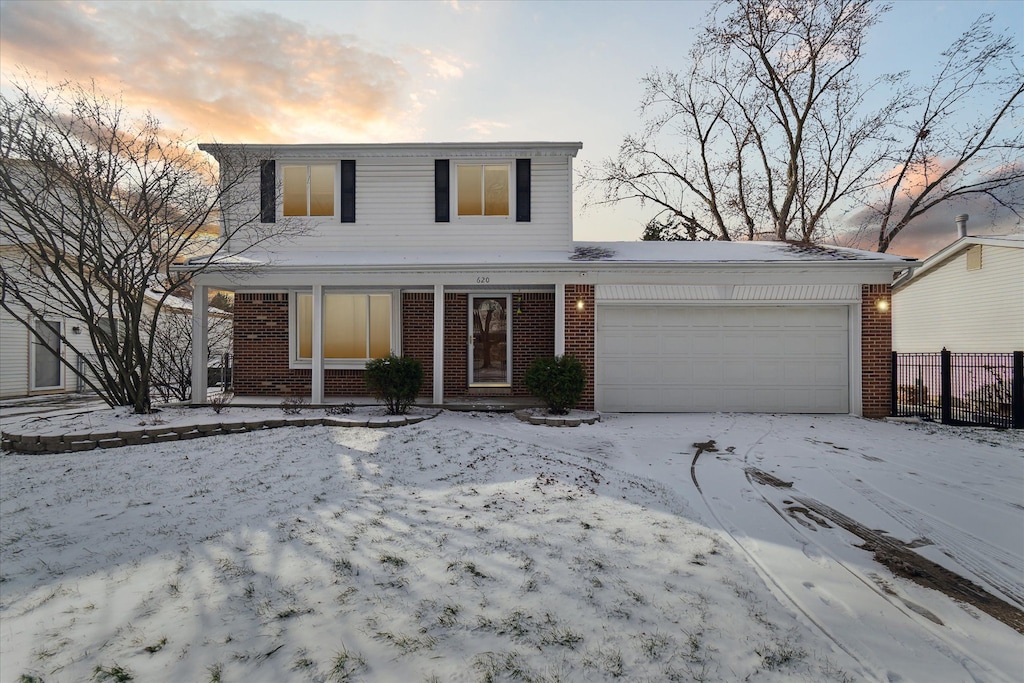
[1,408,1021,682]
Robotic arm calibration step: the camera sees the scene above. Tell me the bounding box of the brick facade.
[401,292,434,397]
[564,284,595,410]
[233,292,367,398]
[861,284,892,419]
[443,293,469,397]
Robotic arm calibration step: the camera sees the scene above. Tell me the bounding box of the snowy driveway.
[2,410,1022,682]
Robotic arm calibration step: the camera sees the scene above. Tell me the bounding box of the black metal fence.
[892,350,1024,428]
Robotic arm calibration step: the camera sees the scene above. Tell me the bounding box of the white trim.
[468,294,512,387]
[848,304,863,417]
[433,284,445,404]
[311,284,324,404]
[191,286,209,404]
[555,283,566,356]
[29,318,64,392]
[596,283,861,302]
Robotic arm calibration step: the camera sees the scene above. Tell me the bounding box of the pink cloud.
[0,1,415,142]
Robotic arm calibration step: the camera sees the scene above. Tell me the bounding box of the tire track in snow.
[838,476,1024,609]
[686,420,889,682]
[690,422,1018,683]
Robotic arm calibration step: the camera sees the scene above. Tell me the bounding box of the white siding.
[893,245,1024,352]
[220,147,576,254]
[0,307,29,398]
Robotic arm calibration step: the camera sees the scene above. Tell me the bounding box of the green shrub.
[524,354,586,415]
[365,355,423,415]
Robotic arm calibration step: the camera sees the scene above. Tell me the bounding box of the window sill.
[291,361,369,371]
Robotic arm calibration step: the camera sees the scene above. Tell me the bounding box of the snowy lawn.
[1,409,1021,683]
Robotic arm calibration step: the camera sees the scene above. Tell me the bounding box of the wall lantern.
[514,295,525,315]
[876,299,889,312]
[576,299,585,311]
[72,326,82,334]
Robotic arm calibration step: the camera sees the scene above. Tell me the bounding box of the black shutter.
[260,160,276,223]
[340,160,356,223]
[516,158,531,222]
[434,159,450,222]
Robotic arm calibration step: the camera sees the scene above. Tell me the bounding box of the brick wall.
[233,293,310,396]
[402,292,434,397]
[234,289,564,403]
[233,292,369,399]
[510,293,555,396]
[443,293,468,397]
[564,284,595,410]
[861,284,892,418]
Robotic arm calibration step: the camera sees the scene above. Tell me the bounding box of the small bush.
[326,403,355,416]
[280,397,307,415]
[208,393,232,414]
[365,355,423,415]
[524,355,586,415]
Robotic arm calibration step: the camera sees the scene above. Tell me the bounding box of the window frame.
[289,289,398,369]
[451,161,515,220]
[280,162,340,219]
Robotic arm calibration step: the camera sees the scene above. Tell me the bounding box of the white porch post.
[191,284,209,404]
[433,284,444,405]
[312,284,325,404]
[555,283,566,356]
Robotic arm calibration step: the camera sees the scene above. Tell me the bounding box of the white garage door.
[596,305,849,413]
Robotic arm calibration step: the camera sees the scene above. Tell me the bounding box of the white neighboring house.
[892,233,1024,353]
[0,287,230,400]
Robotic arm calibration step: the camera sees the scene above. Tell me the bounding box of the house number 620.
[476,276,490,284]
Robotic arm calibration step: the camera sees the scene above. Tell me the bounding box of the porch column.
[555,283,566,356]
[433,284,444,405]
[190,284,209,404]
[312,284,324,404]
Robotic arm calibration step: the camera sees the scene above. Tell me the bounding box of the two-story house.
[186,142,915,417]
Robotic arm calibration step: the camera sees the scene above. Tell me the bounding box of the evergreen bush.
[524,354,586,415]
[365,355,423,415]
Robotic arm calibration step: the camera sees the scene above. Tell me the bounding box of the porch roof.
[183,240,916,271]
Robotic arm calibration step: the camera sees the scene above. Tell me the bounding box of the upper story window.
[457,164,510,217]
[283,165,335,217]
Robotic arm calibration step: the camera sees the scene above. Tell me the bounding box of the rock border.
[1,410,441,455]
[513,409,601,427]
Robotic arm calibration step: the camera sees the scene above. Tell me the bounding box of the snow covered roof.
[183,240,914,271]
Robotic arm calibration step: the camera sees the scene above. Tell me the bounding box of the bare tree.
[0,79,293,413]
[583,0,900,244]
[149,303,232,403]
[863,15,1023,252]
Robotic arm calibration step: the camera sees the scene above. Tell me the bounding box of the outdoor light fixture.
[876,299,889,312]
[72,326,82,334]
[576,299,585,311]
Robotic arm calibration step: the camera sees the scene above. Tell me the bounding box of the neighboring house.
[0,286,230,400]
[892,234,1024,353]
[186,142,914,417]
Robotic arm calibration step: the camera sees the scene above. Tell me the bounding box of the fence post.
[1013,351,1023,430]
[891,351,899,417]
[940,348,952,425]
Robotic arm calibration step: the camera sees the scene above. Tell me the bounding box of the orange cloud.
[0,1,421,142]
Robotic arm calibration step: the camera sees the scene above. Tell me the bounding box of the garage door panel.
[596,305,849,413]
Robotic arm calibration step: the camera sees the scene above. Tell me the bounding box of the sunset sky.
[1,0,1021,258]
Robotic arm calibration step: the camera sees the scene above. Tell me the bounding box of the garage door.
[596,305,849,413]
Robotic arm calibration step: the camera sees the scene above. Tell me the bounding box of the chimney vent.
[955,214,969,238]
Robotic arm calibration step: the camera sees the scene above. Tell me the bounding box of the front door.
[470,295,510,386]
